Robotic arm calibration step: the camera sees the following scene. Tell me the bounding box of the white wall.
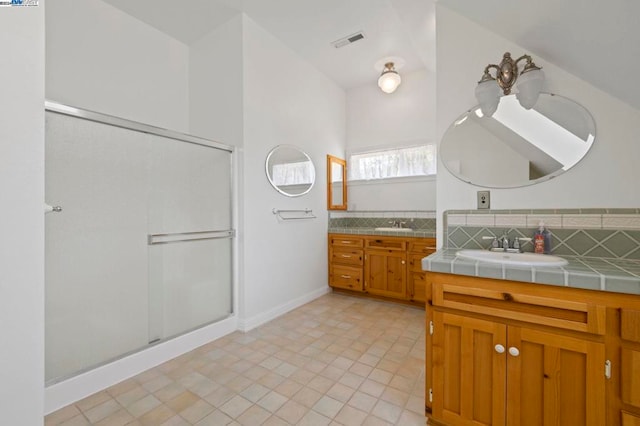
[46,0,190,132]
[189,14,244,146]
[241,16,345,327]
[0,4,45,425]
[436,6,640,244]
[346,68,436,210]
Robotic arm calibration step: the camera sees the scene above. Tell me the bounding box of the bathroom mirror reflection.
[327,155,347,210]
[265,145,315,197]
[440,93,595,188]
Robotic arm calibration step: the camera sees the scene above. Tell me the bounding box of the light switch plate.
[477,191,490,209]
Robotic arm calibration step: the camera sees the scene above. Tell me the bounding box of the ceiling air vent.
[331,31,365,49]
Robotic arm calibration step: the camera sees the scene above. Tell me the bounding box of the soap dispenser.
[534,221,551,254]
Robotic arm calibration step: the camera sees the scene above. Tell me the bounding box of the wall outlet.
[477,191,490,209]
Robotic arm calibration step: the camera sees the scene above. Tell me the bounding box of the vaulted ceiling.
[101,0,640,110]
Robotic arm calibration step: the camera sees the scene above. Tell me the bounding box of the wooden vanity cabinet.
[364,237,407,299]
[407,240,436,303]
[424,272,640,426]
[328,233,435,304]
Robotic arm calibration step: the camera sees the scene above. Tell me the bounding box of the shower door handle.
[45,203,63,214]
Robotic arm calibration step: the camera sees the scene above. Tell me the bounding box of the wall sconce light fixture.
[378,62,402,94]
[475,52,544,116]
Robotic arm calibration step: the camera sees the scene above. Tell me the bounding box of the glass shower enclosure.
[44,102,234,384]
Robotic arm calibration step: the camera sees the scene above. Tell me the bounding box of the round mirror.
[266,145,316,197]
[441,93,595,188]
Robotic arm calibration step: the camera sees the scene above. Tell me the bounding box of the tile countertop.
[422,249,640,295]
[328,227,436,238]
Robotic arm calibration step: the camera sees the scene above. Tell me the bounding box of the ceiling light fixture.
[475,52,544,117]
[378,62,402,94]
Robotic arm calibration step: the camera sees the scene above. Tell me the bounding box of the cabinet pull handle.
[341,254,352,258]
[508,347,520,357]
[494,344,505,354]
[340,275,351,279]
[341,241,351,244]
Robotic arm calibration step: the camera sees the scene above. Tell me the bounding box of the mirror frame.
[265,145,316,197]
[327,155,347,210]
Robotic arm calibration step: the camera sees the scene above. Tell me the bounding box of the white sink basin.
[456,249,568,267]
[374,227,414,232]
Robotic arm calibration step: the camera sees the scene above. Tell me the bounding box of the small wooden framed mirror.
[327,155,347,210]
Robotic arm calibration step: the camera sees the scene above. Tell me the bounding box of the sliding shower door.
[45,105,233,383]
[147,134,232,342]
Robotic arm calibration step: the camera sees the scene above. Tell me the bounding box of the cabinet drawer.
[331,248,363,267]
[330,265,363,291]
[330,236,364,248]
[365,238,406,251]
[622,309,640,343]
[431,278,606,334]
[408,239,437,254]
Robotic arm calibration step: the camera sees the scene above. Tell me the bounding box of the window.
[271,160,314,186]
[348,144,437,181]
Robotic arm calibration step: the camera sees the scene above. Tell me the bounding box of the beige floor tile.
[236,404,272,425]
[83,399,122,424]
[45,404,81,425]
[312,395,344,419]
[219,395,253,419]
[58,414,91,426]
[75,391,112,412]
[105,380,138,399]
[180,399,215,424]
[165,390,200,413]
[347,391,378,413]
[126,394,161,418]
[114,385,149,407]
[93,408,134,426]
[160,415,190,426]
[307,374,334,394]
[141,374,173,393]
[371,399,403,424]
[154,382,187,403]
[397,409,426,425]
[240,383,271,403]
[326,382,356,403]
[257,390,288,413]
[275,400,308,424]
[194,409,233,426]
[291,386,323,408]
[137,404,175,425]
[359,379,386,398]
[334,404,369,426]
[274,379,303,398]
[203,385,236,408]
[299,410,332,426]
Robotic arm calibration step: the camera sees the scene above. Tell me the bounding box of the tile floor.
[45,293,426,425]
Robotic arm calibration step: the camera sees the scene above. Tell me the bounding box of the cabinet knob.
[508,347,520,357]
[494,344,505,354]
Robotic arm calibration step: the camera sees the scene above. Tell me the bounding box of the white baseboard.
[44,315,238,415]
[238,286,330,332]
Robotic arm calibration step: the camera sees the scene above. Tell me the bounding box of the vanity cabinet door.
[431,310,606,426]
[506,326,606,426]
[432,311,507,426]
[365,250,406,299]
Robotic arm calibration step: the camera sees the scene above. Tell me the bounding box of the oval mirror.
[440,93,595,188]
[266,145,316,197]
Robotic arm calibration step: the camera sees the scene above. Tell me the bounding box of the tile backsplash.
[445,208,640,260]
[328,210,436,232]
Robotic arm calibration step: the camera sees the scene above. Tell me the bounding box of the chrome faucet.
[501,234,510,251]
[388,220,407,229]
